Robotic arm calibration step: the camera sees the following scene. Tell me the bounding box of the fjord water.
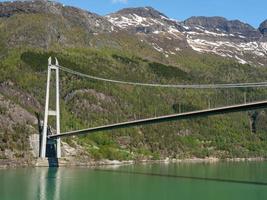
[0,162,267,200]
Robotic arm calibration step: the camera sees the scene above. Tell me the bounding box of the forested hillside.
[1,1,267,162]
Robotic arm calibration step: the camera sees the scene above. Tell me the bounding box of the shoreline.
[0,157,266,169]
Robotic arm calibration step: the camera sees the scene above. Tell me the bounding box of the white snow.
[186,30,234,37]
[185,31,199,35]
[187,29,232,37]
[133,14,145,23]
[226,53,233,58]
[203,30,228,37]
[261,42,267,52]
[152,43,164,52]
[239,42,258,51]
[167,26,181,38]
[169,18,180,23]
[235,55,247,64]
[150,18,165,26]
[106,15,151,29]
[254,51,265,57]
[195,26,205,31]
[107,14,171,30]
[187,34,266,62]
[238,35,246,39]
[183,25,190,30]
[160,15,169,20]
[107,14,266,65]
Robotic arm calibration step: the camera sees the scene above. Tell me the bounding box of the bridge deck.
[48,100,267,139]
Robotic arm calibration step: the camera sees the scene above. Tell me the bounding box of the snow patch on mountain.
[235,55,247,64]
[106,13,172,30]
[261,42,267,52]
[152,43,164,52]
[187,34,267,64]
[106,15,151,28]
[106,7,267,65]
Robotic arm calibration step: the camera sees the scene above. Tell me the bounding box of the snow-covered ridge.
[106,7,267,65]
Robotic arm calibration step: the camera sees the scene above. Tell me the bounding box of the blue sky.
[3,0,267,27]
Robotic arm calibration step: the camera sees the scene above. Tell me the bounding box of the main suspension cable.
[58,65,267,89]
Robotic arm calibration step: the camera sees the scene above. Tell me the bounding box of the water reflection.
[1,162,267,200]
[95,168,267,186]
[38,168,61,200]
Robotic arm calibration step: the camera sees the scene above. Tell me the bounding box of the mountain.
[184,16,261,39]
[259,20,267,38]
[1,2,266,65]
[0,0,115,49]
[0,0,114,32]
[106,7,187,56]
[107,8,267,66]
[0,1,267,165]
[106,7,182,32]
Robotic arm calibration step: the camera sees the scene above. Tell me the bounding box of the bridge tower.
[40,57,61,158]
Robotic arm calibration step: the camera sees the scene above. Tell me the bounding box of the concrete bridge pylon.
[40,57,61,158]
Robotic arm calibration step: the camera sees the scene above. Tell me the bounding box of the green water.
[0,161,267,200]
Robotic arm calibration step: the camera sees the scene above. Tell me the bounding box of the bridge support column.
[40,57,61,158]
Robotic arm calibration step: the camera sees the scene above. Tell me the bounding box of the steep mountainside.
[0,0,115,49]
[0,1,267,163]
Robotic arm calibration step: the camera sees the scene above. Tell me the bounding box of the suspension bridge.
[40,57,267,159]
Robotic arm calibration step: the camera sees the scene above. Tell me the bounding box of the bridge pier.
[40,57,61,159]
